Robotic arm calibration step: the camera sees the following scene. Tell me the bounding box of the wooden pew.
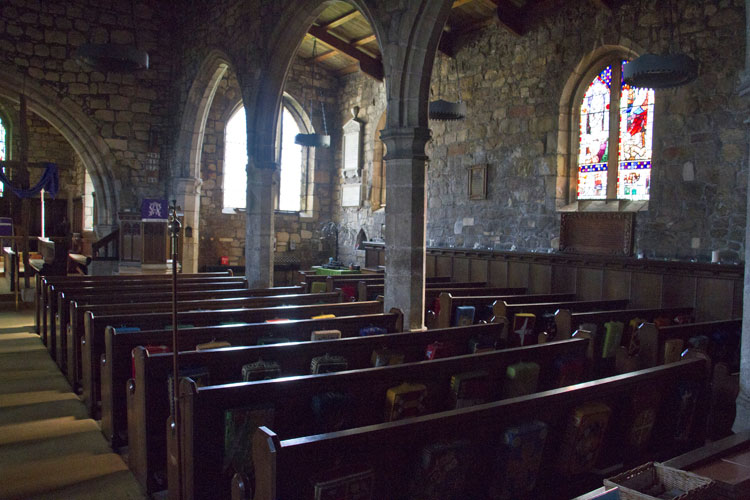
[35,271,232,335]
[295,268,385,286]
[129,317,492,492]
[356,282,506,303]
[173,337,592,499]
[82,301,385,416]
[59,285,305,377]
[245,359,708,500]
[301,273,452,293]
[635,319,741,369]
[64,290,334,386]
[44,276,247,355]
[436,292,575,329]
[492,298,630,340]
[554,307,695,341]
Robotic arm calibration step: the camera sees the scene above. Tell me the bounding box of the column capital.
[172,176,203,196]
[380,126,432,161]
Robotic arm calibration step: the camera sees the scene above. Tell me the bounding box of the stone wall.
[0,0,176,221]
[330,0,748,263]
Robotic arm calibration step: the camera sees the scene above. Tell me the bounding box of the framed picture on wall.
[468,165,487,200]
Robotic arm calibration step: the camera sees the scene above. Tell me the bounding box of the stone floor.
[0,303,146,499]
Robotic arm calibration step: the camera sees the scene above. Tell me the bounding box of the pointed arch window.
[0,115,7,197]
[577,60,655,201]
[223,107,248,210]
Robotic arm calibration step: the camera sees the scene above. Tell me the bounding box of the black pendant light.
[624,0,697,89]
[295,39,330,148]
[74,0,149,72]
[429,56,466,121]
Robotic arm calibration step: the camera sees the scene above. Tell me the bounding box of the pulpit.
[118,202,168,266]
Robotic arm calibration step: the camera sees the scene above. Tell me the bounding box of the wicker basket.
[603,462,715,500]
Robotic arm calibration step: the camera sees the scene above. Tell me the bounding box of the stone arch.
[172,49,236,272]
[556,44,641,207]
[0,63,118,229]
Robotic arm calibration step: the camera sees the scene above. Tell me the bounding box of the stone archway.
[171,49,233,273]
[238,0,388,287]
[0,63,119,232]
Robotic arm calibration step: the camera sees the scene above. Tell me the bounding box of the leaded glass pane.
[578,65,611,200]
[618,61,654,200]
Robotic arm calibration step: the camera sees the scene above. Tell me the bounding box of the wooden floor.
[0,305,146,500]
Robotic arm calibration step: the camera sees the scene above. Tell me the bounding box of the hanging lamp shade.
[294,132,330,148]
[429,99,467,121]
[74,43,149,72]
[295,38,330,149]
[623,53,697,89]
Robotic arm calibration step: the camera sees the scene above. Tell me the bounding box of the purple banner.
[141,199,168,220]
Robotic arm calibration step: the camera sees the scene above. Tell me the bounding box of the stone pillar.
[245,159,275,288]
[172,176,203,274]
[380,127,431,331]
[732,0,750,433]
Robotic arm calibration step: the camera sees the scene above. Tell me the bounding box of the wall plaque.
[342,184,361,207]
[560,212,634,256]
[341,107,363,179]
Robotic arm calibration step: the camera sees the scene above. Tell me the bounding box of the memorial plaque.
[560,212,634,256]
[342,184,361,207]
[341,116,362,179]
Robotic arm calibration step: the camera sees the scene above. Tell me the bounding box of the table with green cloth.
[312,266,360,276]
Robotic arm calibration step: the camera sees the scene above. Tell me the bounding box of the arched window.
[278,107,302,212]
[223,107,247,210]
[577,60,654,201]
[0,115,7,197]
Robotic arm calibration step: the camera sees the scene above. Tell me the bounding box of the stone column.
[732,0,750,433]
[380,127,431,331]
[245,159,275,288]
[172,176,203,274]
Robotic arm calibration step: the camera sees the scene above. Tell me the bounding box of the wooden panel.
[425,254,436,277]
[452,257,470,282]
[576,267,604,301]
[435,256,452,279]
[551,265,576,294]
[469,258,488,283]
[732,279,743,319]
[661,275,697,309]
[560,212,634,256]
[630,272,662,309]
[696,278,734,321]
[508,261,529,288]
[488,260,508,287]
[602,269,631,300]
[528,263,551,294]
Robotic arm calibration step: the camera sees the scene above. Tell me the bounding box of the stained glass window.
[577,60,655,202]
[618,62,654,201]
[578,66,611,200]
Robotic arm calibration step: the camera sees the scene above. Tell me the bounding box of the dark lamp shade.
[294,133,330,148]
[623,53,698,89]
[429,99,467,121]
[74,43,149,72]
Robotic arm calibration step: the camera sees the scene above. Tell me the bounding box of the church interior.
[1,0,750,498]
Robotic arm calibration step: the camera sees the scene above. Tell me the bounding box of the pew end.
[252,427,280,500]
[388,307,404,332]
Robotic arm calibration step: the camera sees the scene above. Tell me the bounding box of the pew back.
[437,292,575,328]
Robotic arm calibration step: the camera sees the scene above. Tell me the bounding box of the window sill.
[222,207,245,214]
[558,200,648,213]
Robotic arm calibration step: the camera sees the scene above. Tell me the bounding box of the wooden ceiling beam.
[314,50,339,64]
[307,25,384,81]
[590,0,622,11]
[319,10,361,30]
[352,34,376,47]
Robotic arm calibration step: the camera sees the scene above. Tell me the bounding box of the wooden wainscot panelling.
[551,264,577,294]
[452,256,470,282]
[470,258,488,283]
[661,275,697,309]
[560,212,634,256]
[435,255,453,279]
[696,278,735,321]
[425,254,436,277]
[732,278,743,320]
[488,259,509,287]
[602,269,631,300]
[507,260,530,288]
[576,267,604,301]
[528,263,552,294]
[630,272,663,310]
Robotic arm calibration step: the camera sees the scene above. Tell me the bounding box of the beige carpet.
[0,308,146,500]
